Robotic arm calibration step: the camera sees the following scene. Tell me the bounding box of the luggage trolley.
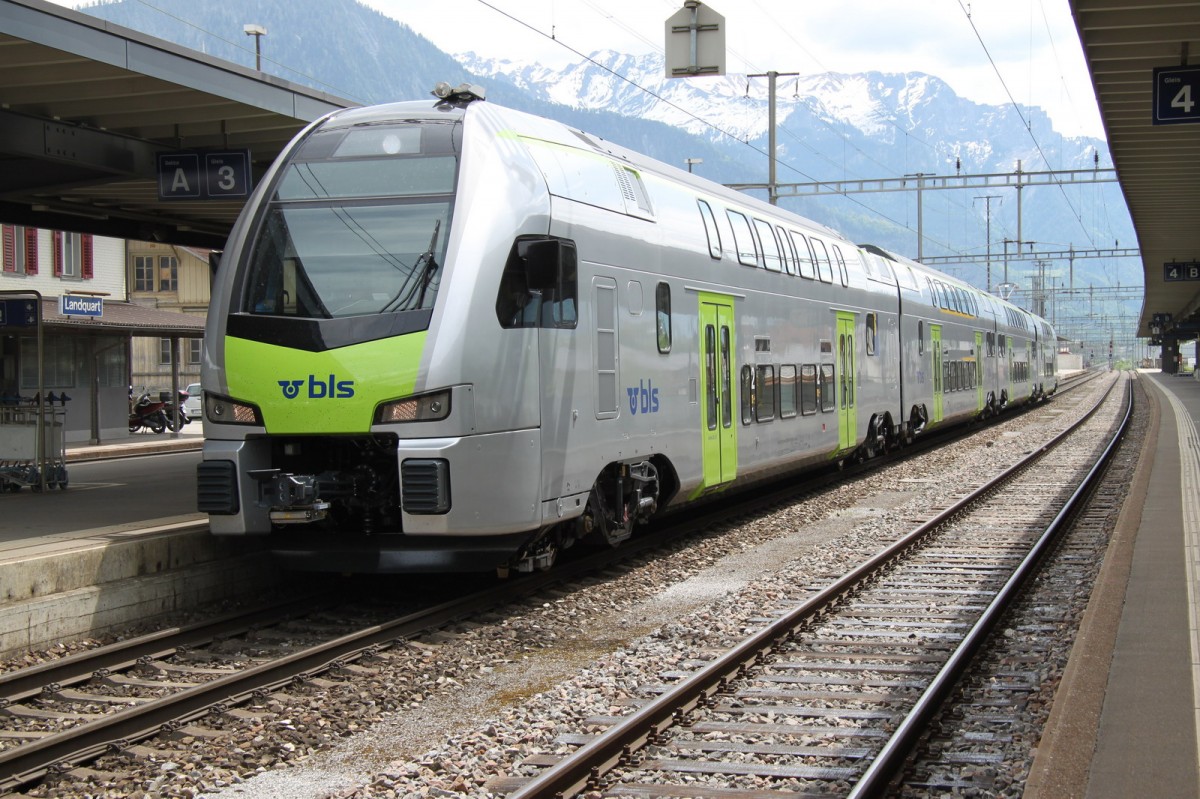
[0,400,68,492]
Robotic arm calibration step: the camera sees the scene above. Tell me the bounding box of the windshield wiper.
[380,219,441,314]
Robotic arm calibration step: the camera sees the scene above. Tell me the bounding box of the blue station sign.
[60,294,103,317]
[1153,66,1200,125]
[157,149,252,200]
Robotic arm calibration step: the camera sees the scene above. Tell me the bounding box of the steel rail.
[0,596,331,704]
[505,374,1122,799]
[0,371,1107,792]
[849,375,1133,797]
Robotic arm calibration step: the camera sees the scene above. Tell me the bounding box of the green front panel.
[837,312,856,451]
[225,333,427,433]
[696,293,736,496]
[975,331,985,411]
[931,324,943,423]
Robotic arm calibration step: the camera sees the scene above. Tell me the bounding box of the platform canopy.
[1071,0,1200,338]
[0,0,354,249]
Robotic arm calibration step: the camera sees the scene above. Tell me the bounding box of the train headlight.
[205,393,263,426]
[375,390,451,424]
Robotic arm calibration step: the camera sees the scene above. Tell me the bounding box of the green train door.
[931,324,944,423]
[697,293,736,495]
[837,312,856,451]
[975,330,985,413]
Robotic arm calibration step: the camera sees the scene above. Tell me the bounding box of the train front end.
[197,96,555,572]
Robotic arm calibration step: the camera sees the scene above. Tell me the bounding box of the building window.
[189,338,203,365]
[159,256,178,291]
[2,225,38,275]
[53,232,93,279]
[159,338,173,365]
[133,255,155,291]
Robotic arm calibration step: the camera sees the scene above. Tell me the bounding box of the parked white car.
[182,383,202,420]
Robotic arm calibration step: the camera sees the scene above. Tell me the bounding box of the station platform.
[64,426,203,462]
[1027,370,1200,798]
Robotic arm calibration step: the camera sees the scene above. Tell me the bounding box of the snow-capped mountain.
[459,49,1092,178]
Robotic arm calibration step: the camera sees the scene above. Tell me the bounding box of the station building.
[1,224,206,444]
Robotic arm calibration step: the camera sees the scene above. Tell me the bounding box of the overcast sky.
[359,0,1103,139]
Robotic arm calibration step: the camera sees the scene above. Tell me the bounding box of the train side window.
[496,236,578,329]
[726,210,759,267]
[800,364,818,415]
[789,231,817,279]
[655,282,671,353]
[987,332,994,357]
[697,200,722,259]
[740,365,755,425]
[918,320,924,355]
[753,219,782,272]
[780,364,798,418]
[998,333,1007,353]
[756,365,776,421]
[776,226,796,275]
[831,245,849,287]
[866,313,877,356]
[819,364,836,412]
[811,238,834,283]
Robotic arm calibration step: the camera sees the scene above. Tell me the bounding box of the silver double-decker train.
[197,85,1057,573]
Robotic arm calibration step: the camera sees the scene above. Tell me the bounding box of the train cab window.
[655,282,671,353]
[789,231,817,279]
[866,313,877,356]
[753,219,783,272]
[697,200,722,259]
[811,238,834,283]
[726,210,759,267]
[740,365,754,425]
[756,365,776,421]
[819,365,836,412]
[831,245,849,287]
[800,364,818,415]
[780,365,798,418]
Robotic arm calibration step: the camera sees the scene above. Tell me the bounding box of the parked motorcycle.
[129,390,169,434]
[160,389,191,432]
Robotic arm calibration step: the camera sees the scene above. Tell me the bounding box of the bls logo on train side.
[627,380,660,415]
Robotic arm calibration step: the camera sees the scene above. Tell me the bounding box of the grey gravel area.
[12,374,1116,799]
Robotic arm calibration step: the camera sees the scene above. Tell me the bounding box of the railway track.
[495,372,1131,798]
[0,372,1109,795]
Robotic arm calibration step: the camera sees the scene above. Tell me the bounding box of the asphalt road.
[0,449,204,542]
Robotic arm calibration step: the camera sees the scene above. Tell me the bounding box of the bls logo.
[626,379,660,415]
[278,374,355,400]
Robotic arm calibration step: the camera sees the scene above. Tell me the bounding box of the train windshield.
[242,121,458,319]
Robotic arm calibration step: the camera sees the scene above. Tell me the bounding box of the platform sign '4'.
[1154,66,1200,124]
